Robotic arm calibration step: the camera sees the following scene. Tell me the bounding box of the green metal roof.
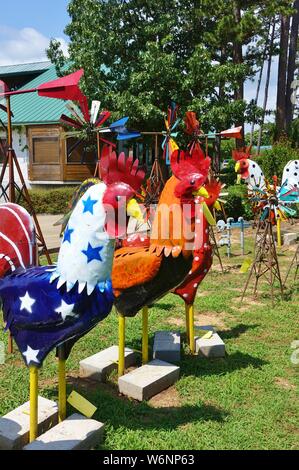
[0,65,70,126]
[0,61,51,77]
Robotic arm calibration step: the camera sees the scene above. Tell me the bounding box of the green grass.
[0,234,298,450]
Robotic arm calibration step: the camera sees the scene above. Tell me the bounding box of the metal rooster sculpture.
[0,148,145,442]
[112,144,215,372]
[54,112,238,365]
[233,146,266,192]
[172,178,222,351]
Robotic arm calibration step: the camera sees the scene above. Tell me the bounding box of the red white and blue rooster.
[0,149,145,368]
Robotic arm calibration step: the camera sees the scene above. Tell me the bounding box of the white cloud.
[245,56,278,115]
[0,26,68,66]
[244,57,278,133]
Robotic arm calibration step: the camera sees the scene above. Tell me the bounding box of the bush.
[221,139,236,160]
[224,184,253,220]
[23,187,76,214]
[221,158,238,186]
[255,139,299,180]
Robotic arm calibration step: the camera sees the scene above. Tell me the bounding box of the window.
[0,138,7,163]
[32,136,59,164]
[66,137,97,164]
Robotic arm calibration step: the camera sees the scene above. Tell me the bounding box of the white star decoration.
[23,346,40,365]
[19,292,36,313]
[172,333,180,345]
[55,300,77,321]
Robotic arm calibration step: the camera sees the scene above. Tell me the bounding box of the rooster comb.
[232,145,252,162]
[100,145,145,192]
[171,146,211,180]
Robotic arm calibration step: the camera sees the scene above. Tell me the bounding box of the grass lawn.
[0,227,298,450]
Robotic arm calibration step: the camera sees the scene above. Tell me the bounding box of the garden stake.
[142,307,149,364]
[57,345,67,422]
[118,315,126,377]
[29,366,38,443]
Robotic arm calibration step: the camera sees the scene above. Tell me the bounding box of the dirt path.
[37,214,63,250]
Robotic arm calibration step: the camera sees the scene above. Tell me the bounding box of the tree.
[276,13,291,137]
[47,1,278,134]
[257,19,276,153]
[286,0,299,130]
[274,0,298,139]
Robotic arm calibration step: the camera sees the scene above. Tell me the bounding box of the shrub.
[221,158,238,186]
[221,139,236,160]
[224,184,253,220]
[289,118,299,148]
[23,187,76,214]
[255,139,299,180]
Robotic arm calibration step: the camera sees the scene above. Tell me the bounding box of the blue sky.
[0,0,277,124]
[1,0,69,40]
[0,0,69,65]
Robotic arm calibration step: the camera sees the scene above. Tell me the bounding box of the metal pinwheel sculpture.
[250,178,299,225]
[61,96,141,164]
[185,111,243,156]
[184,111,204,155]
[162,102,180,164]
[234,147,299,222]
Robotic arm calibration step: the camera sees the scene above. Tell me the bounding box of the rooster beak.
[193,187,209,198]
[213,200,222,211]
[235,162,241,173]
[126,198,144,222]
[201,202,216,225]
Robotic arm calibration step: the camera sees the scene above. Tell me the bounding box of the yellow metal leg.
[29,366,38,443]
[277,217,282,248]
[118,315,126,377]
[58,358,66,422]
[188,304,195,355]
[185,304,190,344]
[142,307,149,364]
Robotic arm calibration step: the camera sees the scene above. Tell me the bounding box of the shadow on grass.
[220,323,259,340]
[280,286,298,301]
[180,351,267,378]
[151,302,174,311]
[43,377,228,433]
[125,335,155,356]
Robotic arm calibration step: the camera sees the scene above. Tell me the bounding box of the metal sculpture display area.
[0,67,298,450]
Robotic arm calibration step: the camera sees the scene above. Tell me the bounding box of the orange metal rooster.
[172,178,221,350]
[112,144,219,374]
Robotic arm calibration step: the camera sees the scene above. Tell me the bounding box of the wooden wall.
[27,125,96,183]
